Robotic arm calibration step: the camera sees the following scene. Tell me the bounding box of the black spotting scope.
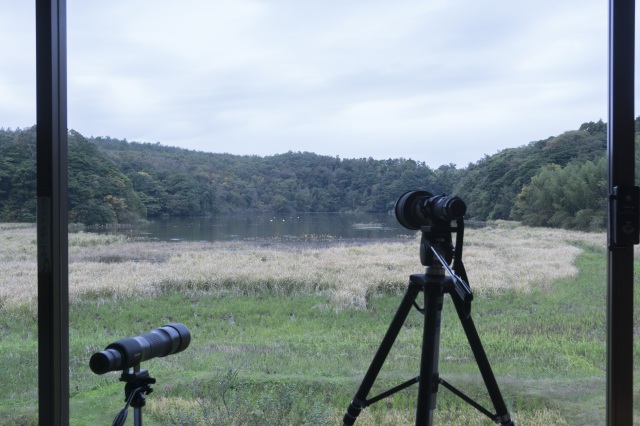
[395,190,466,230]
[90,323,191,374]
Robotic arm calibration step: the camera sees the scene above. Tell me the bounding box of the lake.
[89,212,417,242]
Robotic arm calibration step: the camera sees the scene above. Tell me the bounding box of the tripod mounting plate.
[120,368,156,408]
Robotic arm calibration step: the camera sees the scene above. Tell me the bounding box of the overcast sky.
[1,1,637,168]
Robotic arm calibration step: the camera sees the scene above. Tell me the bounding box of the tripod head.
[394,189,472,304]
[421,219,473,307]
[419,222,454,269]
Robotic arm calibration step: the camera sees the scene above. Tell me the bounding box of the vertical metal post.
[607,0,634,425]
[36,0,69,424]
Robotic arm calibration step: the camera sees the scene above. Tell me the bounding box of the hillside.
[453,120,608,221]
[0,118,631,229]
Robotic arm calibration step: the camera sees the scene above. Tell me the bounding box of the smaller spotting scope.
[395,190,467,230]
[90,323,191,375]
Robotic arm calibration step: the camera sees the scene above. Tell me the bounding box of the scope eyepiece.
[90,323,191,375]
[395,190,466,230]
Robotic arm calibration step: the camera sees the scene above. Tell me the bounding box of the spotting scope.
[90,323,191,374]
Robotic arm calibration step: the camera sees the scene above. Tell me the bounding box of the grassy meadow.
[0,222,637,425]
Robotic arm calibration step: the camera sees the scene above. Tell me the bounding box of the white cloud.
[0,0,620,167]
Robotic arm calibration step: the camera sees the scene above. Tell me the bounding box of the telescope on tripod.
[342,190,514,426]
[89,323,191,426]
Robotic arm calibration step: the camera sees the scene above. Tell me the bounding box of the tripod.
[111,365,156,426]
[342,219,514,426]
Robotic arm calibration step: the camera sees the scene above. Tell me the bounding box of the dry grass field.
[0,221,606,311]
[0,221,629,425]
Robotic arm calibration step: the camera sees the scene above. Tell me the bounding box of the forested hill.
[454,120,610,224]
[89,134,461,218]
[0,119,634,230]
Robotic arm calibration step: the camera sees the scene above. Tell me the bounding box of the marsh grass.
[0,222,606,310]
[0,221,631,425]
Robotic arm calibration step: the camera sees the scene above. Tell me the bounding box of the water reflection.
[90,213,415,242]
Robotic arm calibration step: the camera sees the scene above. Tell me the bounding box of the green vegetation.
[0,126,460,224]
[513,158,607,230]
[0,128,145,224]
[3,118,640,230]
[452,120,609,224]
[0,223,636,425]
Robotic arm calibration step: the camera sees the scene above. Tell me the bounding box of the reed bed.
[0,222,606,310]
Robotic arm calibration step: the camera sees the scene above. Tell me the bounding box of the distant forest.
[1,119,638,231]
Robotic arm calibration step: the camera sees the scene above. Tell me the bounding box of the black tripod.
[111,365,156,426]
[342,219,514,426]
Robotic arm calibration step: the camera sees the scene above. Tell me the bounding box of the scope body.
[395,190,466,230]
[90,323,191,375]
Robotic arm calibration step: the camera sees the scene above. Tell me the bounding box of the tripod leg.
[342,284,421,426]
[450,295,514,425]
[134,406,143,426]
[415,276,444,426]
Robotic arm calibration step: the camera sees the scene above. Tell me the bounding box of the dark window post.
[607,0,635,424]
[36,0,69,424]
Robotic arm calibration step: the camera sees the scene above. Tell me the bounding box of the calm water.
[91,213,416,242]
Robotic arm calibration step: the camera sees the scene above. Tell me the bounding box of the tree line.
[1,118,637,231]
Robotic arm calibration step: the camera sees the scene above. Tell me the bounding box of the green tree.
[454,122,607,221]
[67,130,146,225]
[513,157,607,230]
[128,171,166,217]
[0,127,38,221]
